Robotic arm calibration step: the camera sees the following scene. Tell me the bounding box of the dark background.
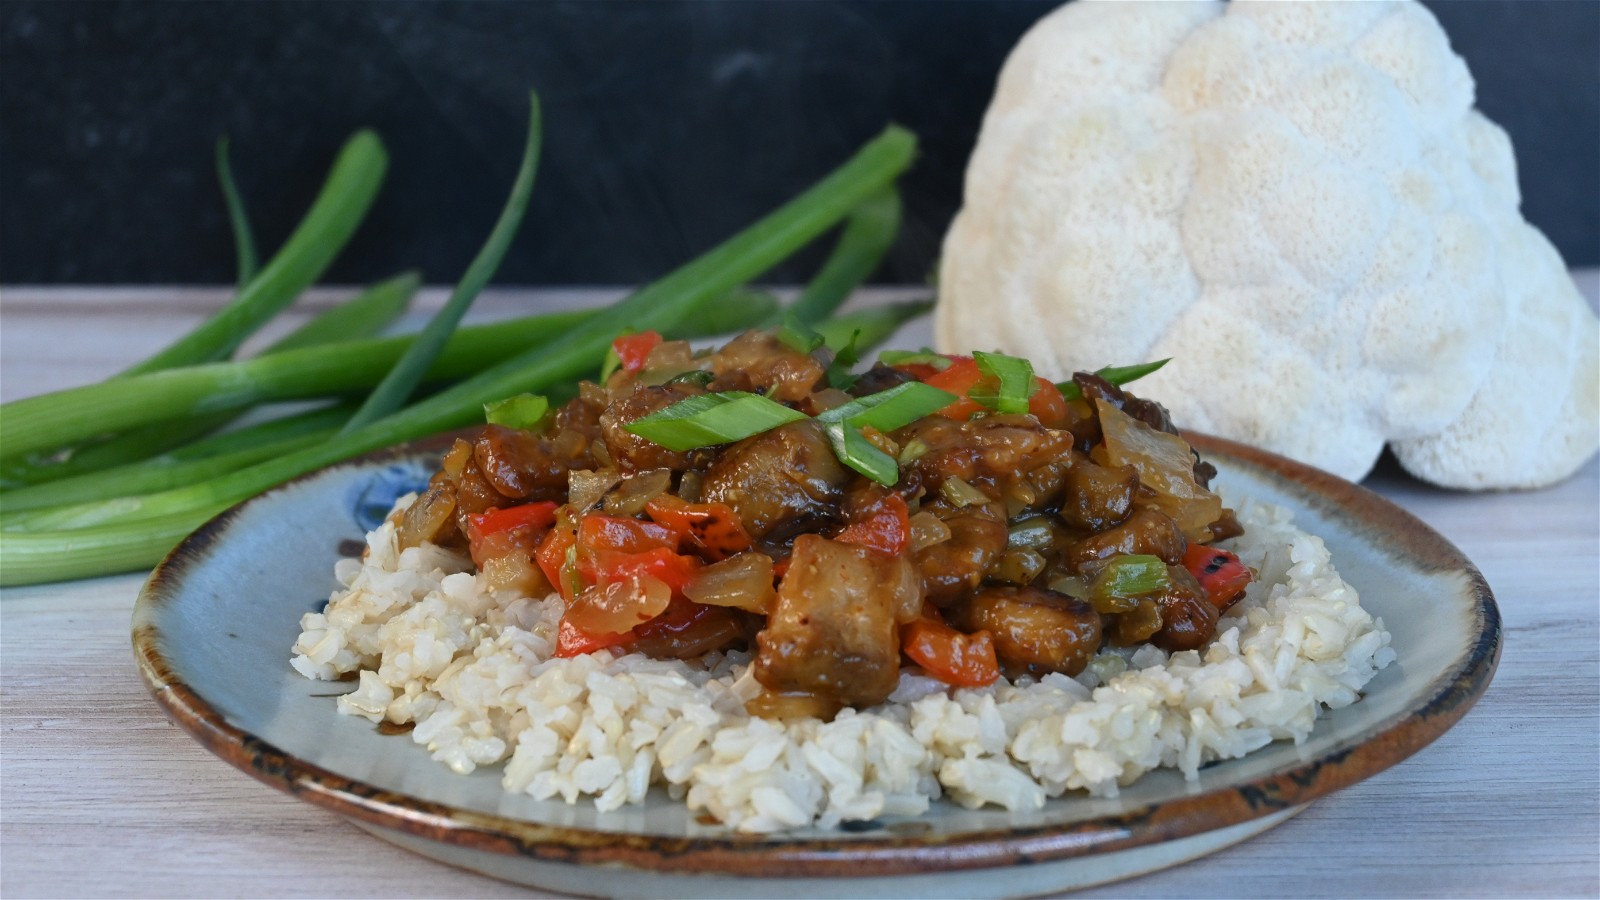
[2,0,1596,286]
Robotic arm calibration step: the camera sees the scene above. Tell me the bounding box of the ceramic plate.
[132,433,1499,898]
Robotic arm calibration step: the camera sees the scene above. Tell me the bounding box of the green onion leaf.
[776,314,825,354]
[877,348,951,371]
[815,381,956,430]
[1057,359,1171,401]
[340,91,543,434]
[970,350,1037,414]
[125,130,389,376]
[484,393,549,430]
[771,185,902,327]
[624,391,808,452]
[598,331,631,383]
[214,136,259,288]
[1091,554,1171,609]
[664,369,716,388]
[823,422,899,486]
[826,329,863,390]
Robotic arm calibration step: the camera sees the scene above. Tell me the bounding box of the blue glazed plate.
[132,433,1499,898]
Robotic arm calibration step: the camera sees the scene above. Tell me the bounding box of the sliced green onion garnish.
[1091,553,1171,605]
[664,369,715,388]
[1057,359,1171,401]
[598,334,629,383]
[823,421,899,486]
[623,391,808,452]
[877,348,951,370]
[815,381,956,430]
[776,314,825,354]
[970,350,1037,414]
[826,328,862,390]
[484,393,549,430]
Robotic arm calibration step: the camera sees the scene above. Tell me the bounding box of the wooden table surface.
[2,283,1596,898]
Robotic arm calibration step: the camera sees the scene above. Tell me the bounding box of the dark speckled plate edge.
[130,431,1501,880]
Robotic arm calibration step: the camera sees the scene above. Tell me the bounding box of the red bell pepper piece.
[611,331,664,374]
[591,546,701,595]
[554,617,634,658]
[922,356,986,420]
[1183,543,1253,611]
[644,495,752,561]
[889,361,947,382]
[578,514,678,557]
[921,355,1068,426]
[835,493,910,557]
[466,501,558,542]
[535,524,580,601]
[901,618,1000,687]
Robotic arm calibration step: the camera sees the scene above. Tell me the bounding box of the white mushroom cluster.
[937,0,1597,488]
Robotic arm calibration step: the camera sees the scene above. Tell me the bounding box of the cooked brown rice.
[291,494,1393,832]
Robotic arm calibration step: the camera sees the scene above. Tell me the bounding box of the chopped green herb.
[214,136,259,288]
[598,330,632,383]
[823,421,899,486]
[877,348,951,371]
[1091,554,1171,607]
[663,369,715,388]
[816,381,956,430]
[483,393,549,430]
[826,328,863,390]
[776,314,825,354]
[1057,359,1171,401]
[970,350,1037,414]
[623,391,808,452]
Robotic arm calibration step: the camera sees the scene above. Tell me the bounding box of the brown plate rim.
[131,431,1501,879]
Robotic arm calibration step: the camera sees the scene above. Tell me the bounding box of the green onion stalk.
[1,273,420,490]
[215,136,260,287]
[127,131,389,376]
[0,124,917,586]
[0,135,392,489]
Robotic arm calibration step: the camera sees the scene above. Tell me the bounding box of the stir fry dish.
[391,327,1252,719]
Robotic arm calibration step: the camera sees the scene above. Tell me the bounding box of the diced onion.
[886,554,923,623]
[480,551,550,596]
[683,551,775,614]
[908,512,952,552]
[677,470,705,504]
[604,468,672,516]
[991,548,1046,585]
[1006,516,1055,550]
[568,468,620,512]
[578,381,610,406]
[1092,398,1222,540]
[1047,574,1089,600]
[566,573,672,635]
[809,388,855,414]
[644,340,694,373]
[940,476,990,508]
